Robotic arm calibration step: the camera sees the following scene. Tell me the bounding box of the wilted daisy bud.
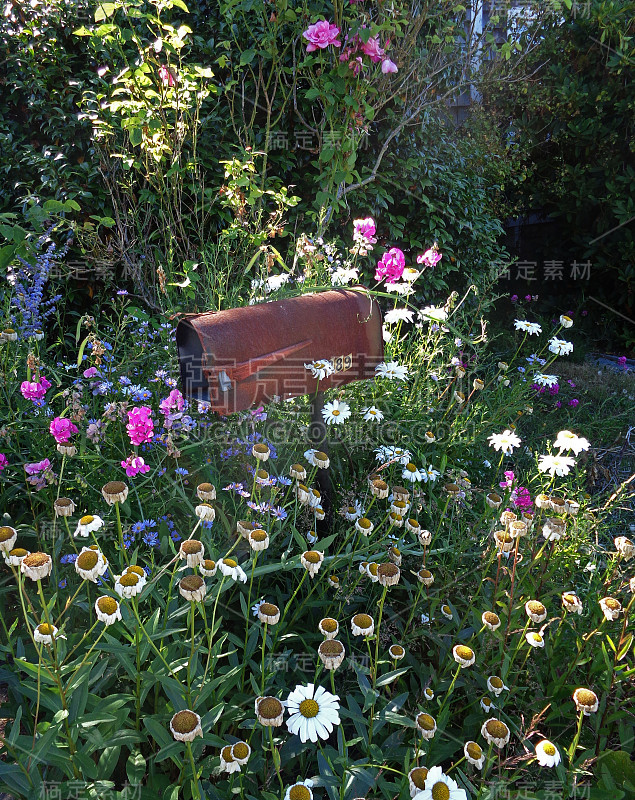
[1,328,17,342]
[295,483,310,504]
[318,639,345,670]
[473,378,485,391]
[200,559,217,577]
[351,613,374,637]
[416,568,434,586]
[535,739,561,767]
[101,481,129,505]
[179,575,206,603]
[388,512,404,528]
[564,498,580,516]
[3,547,29,567]
[231,741,251,766]
[392,485,410,503]
[327,575,339,589]
[389,644,405,661]
[454,391,466,405]
[494,530,514,552]
[365,562,379,582]
[169,710,203,741]
[257,602,280,624]
[57,442,77,457]
[510,520,528,538]
[237,520,256,539]
[284,782,314,800]
[418,528,432,547]
[377,562,400,586]
[196,482,216,501]
[500,510,517,529]
[54,498,76,518]
[560,314,573,328]
[308,489,321,509]
[525,600,547,623]
[290,463,307,481]
[415,712,437,739]
[255,469,270,485]
[599,597,622,620]
[615,536,635,560]
[179,539,205,567]
[573,687,598,715]
[21,552,53,581]
[481,718,510,748]
[549,496,566,514]
[525,631,545,648]
[195,503,215,522]
[630,576,635,593]
[440,603,453,620]
[370,479,389,499]
[542,517,565,541]
[487,676,509,697]
[485,492,502,509]
[404,517,420,535]
[34,622,58,645]
[562,592,583,614]
[248,529,269,551]
[255,696,284,727]
[408,767,429,797]
[387,546,402,566]
[480,696,494,713]
[464,741,485,769]
[423,687,434,700]
[424,431,435,443]
[125,564,147,588]
[0,526,18,553]
[444,483,461,497]
[301,550,324,577]
[252,443,271,462]
[452,644,475,667]
[313,451,330,469]
[456,365,466,378]
[95,596,122,625]
[482,611,501,631]
[220,744,240,774]
[498,361,509,371]
[319,617,339,639]
[75,548,109,582]
[314,506,325,521]
[535,493,551,510]
[355,517,374,536]
[391,499,410,518]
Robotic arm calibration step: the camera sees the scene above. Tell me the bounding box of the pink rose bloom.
[0,453,7,472]
[127,406,154,446]
[361,36,385,63]
[49,416,78,444]
[121,455,151,478]
[417,247,443,268]
[375,247,406,282]
[381,58,398,74]
[20,376,51,402]
[353,217,377,243]
[303,20,341,52]
[159,65,176,86]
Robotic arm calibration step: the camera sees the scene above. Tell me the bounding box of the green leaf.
[94,2,117,22]
[375,666,410,687]
[129,127,143,147]
[240,49,256,66]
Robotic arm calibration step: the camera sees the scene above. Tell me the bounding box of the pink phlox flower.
[50,417,78,443]
[121,455,151,478]
[375,247,406,282]
[303,20,341,52]
[511,486,533,511]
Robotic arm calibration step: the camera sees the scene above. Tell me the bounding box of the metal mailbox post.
[176,287,384,525]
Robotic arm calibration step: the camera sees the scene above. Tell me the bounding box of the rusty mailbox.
[175,288,384,414]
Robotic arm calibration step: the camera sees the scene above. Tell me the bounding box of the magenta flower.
[381,58,398,74]
[20,375,51,402]
[568,398,580,407]
[361,36,384,63]
[353,217,377,243]
[24,458,51,475]
[159,389,185,416]
[417,247,443,268]
[303,20,341,52]
[375,247,406,282]
[83,367,100,379]
[511,486,533,511]
[127,406,154,446]
[618,356,627,369]
[50,417,78,444]
[121,455,151,478]
[0,453,7,472]
[158,65,176,86]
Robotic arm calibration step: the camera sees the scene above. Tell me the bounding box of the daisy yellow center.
[181,575,203,592]
[490,677,503,688]
[37,623,55,635]
[25,552,49,567]
[604,598,620,610]
[408,518,420,528]
[172,710,198,733]
[575,689,597,706]
[291,464,304,474]
[467,742,483,759]
[417,713,435,730]
[484,612,500,625]
[445,483,459,493]
[251,530,267,542]
[321,618,337,633]
[203,560,216,570]
[56,499,72,507]
[0,528,16,542]
[331,410,340,416]
[367,563,378,576]
[198,483,213,492]
[391,645,404,656]
[406,463,417,472]
[311,489,321,499]
[97,597,118,615]
[223,558,237,568]
[289,786,311,800]
[316,452,328,461]
[529,633,543,643]
[80,515,94,525]
[232,742,249,760]
[528,601,545,614]
[419,570,432,580]
[258,698,283,719]
[410,768,428,789]
[426,432,434,438]
[221,745,234,762]
[455,645,474,660]
[260,603,279,616]
[354,614,372,629]
[488,493,501,502]
[253,444,269,454]
[373,480,388,491]
[481,697,491,707]
[239,520,255,531]
[304,551,321,564]
[11,548,27,557]
[389,513,402,521]
[320,640,343,656]
[486,720,509,738]
[393,501,407,510]
[299,699,320,718]
[379,563,399,577]
[104,481,126,494]
[120,573,139,587]
[182,540,203,554]
[77,551,98,570]
[358,518,372,528]
[542,742,556,756]
[329,575,339,583]
[563,594,577,604]
[431,781,450,800]
[127,565,145,577]
[442,605,451,615]
[393,486,408,497]
[256,470,269,480]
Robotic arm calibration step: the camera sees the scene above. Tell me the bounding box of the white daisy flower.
[200,559,217,577]
[74,514,105,538]
[170,710,202,742]
[322,399,351,425]
[0,526,18,553]
[525,631,545,648]
[95,596,122,625]
[284,780,314,800]
[419,765,468,800]
[419,305,448,324]
[331,267,358,286]
[375,361,409,381]
[305,360,334,381]
[374,445,412,465]
[75,548,109,582]
[464,741,485,769]
[559,314,573,328]
[230,741,251,766]
[218,558,247,583]
[362,406,384,422]
[384,308,414,325]
[573,687,599,715]
[553,430,590,455]
[285,683,341,743]
[488,430,521,454]
[514,320,542,335]
[535,739,561,767]
[549,337,573,356]
[179,539,205,567]
[481,718,510,748]
[533,373,559,387]
[34,623,58,645]
[487,676,509,696]
[114,572,143,598]
[425,466,441,482]
[599,597,622,620]
[179,575,206,603]
[538,454,576,477]
[219,744,241,774]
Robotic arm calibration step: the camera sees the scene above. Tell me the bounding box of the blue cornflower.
[132,521,147,535]
[143,530,160,547]
[175,467,189,476]
[270,506,288,520]
[119,376,132,387]
[58,579,67,589]
[60,553,77,564]
[277,476,292,486]
[170,530,182,542]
